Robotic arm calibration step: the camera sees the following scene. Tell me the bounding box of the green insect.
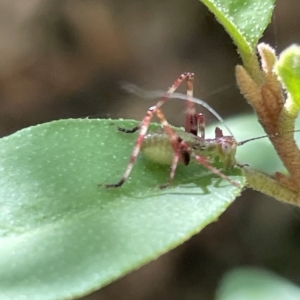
[103,72,241,189]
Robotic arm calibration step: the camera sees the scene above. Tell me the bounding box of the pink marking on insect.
[102,73,241,189]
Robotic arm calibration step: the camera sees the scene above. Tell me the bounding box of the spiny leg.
[184,77,206,139]
[160,137,192,189]
[117,73,195,134]
[185,74,198,135]
[159,143,182,189]
[191,152,240,187]
[104,72,194,188]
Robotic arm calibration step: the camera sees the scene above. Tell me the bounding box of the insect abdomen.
[141,131,201,165]
[141,132,175,165]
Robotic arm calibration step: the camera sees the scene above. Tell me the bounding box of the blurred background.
[1,0,300,299]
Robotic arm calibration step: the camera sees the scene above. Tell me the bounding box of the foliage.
[2,0,299,299]
[0,119,243,299]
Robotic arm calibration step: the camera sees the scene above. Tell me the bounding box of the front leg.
[159,138,191,189]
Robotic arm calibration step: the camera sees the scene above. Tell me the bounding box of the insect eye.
[221,142,231,154]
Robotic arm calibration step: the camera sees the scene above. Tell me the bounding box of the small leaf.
[0,119,243,300]
[217,267,300,300]
[200,0,275,77]
[276,44,300,112]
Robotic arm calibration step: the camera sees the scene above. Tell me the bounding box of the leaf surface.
[200,0,275,75]
[0,119,244,300]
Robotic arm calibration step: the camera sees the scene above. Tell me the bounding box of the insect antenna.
[237,130,300,146]
[120,82,234,136]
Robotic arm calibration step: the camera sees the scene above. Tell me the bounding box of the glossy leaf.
[200,0,275,76]
[0,119,244,300]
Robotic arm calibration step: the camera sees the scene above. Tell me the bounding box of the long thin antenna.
[237,130,300,146]
[121,82,234,136]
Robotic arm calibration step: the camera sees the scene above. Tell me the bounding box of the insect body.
[103,73,240,188]
[141,130,237,169]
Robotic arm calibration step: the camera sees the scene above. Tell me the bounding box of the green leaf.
[200,0,275,77]
[0,119,243,300]
[276,44,300,112]
[217,267,300,300]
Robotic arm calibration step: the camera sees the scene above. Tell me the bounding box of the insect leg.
[104,73,194,188]
[184,76,207,140]
[104,107,154,188]
[191,153,240,187]
[159,145,182,189]
[153,108,194,187]
[118,73,194,134]
[185,73,198,135]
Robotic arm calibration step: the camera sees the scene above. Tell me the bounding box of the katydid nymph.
[101,73,296,189]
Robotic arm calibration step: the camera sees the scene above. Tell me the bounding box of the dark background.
[1,0,300,299]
